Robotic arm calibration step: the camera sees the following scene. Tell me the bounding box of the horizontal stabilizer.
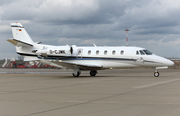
[7,39,33,47]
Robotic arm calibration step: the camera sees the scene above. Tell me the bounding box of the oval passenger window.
[88,50,91,55]
[96,50,99,55]
[120,50,124,55]
[112,50,116,55]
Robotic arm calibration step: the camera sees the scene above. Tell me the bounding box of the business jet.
[7,23,174,77]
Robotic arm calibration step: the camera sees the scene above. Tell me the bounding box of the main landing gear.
[90,70,97,76]
[72,70,81,77]
[72,70,98,77]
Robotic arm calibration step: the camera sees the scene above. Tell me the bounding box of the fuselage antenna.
[93,43,97,47]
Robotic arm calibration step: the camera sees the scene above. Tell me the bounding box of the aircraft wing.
[52,60,103,70]
[24,56,40,61]
[24,56,102,70]
[24,56,62,68]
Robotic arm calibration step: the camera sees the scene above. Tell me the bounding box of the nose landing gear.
[152,67,160,77]
[154,71,160,77]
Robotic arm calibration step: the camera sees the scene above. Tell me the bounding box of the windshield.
[143,49,152,55]
[139,50,145,55]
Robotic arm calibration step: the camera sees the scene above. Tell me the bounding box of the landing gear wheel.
[90,70,97,76]
[154,71,159,77]
[73,71,81,77]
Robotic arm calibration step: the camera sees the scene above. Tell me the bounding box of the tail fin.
[8,23,36,57]
[10,23,34,44]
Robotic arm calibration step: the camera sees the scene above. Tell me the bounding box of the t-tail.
[8,23,34,46]
[7,23,65,68]
[7,23,36,57]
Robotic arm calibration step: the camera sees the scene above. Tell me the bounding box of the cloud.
[0,0,180,59]
[35,0,99,24]
[120,0,180,29]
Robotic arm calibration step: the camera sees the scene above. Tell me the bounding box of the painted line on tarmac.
[133,78,180,89]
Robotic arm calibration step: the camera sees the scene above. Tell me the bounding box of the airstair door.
[77,49,83,58]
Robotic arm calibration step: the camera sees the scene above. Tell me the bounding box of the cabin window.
[104,50,107,55]
[139,50,145,55]
[112,50,116,55]
[120,50,124,55]
[136,51,139,55]
[88,50,91,55]
[96,50,99,55]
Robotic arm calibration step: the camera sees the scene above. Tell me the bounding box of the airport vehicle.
[7,23,174,77]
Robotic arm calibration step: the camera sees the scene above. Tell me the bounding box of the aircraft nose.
[162,58,174,66]
[155,55,174,66]
[166,59,174,66]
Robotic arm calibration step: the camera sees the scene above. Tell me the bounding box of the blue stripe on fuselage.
[38,56,136,61]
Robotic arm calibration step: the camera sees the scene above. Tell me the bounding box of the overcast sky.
[0,0,180,59]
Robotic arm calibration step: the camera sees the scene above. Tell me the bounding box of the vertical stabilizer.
[11,23,34,44]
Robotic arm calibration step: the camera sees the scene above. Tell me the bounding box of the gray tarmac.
[0,68,180,116]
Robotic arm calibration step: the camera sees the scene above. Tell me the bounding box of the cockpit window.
[136,51,139,55]
[143,49,152,55]
[139,50,145,55]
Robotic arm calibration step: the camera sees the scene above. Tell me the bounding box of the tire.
[90,70,97,76]
[73,71,81,77]
[154,71,159,77]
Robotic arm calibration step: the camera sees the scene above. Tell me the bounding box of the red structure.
[2,58,57,69]
[125,29,130,46]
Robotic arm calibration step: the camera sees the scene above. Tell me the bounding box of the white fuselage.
[17,43,174,70]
